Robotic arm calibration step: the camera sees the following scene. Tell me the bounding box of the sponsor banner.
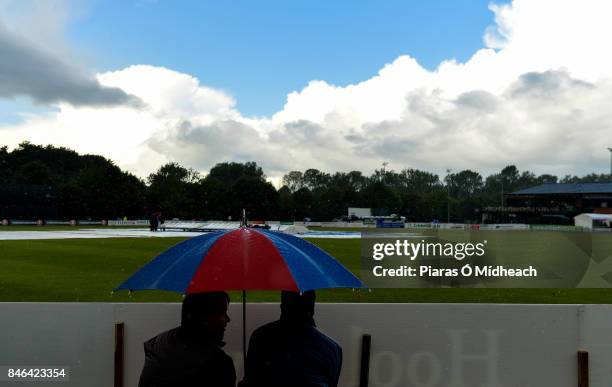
[376,219,405,228]
[107,220,149,226]
[479,223,528,230]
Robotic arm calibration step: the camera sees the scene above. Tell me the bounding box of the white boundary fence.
[3,219,604,233]
[1,303,611,387]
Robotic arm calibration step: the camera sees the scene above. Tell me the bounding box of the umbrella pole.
[242,289,246,375]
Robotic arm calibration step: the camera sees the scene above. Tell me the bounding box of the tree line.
[0,142,610,222]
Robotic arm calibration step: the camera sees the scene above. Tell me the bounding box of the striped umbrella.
[115,226,363,364]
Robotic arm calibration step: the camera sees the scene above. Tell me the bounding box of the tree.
[293,188,314,220]
[201,161,278,220]
[15,160,51,185]
[207,162,265,186]
[278,186,295,220]
[73,155,146,219]
[536,174,558,184]
[447,170,483,199]
[147,162,200,218]
[5,142,612,223]
[198,178,228,220]
[231,177,278,220]
[315,186,354,220]
[346,171,367,192]
[483,166,518,207]
[500,165,520,192]
[0,143,147,220]
[445,170,484,223]
[147,162,200,185]
[423,189,448,222]
[0,146,9,183]
[560,173,610,183]
[303,169,330,191]
[398,169,441,194]
[360,181,402,215]
[282,171,304,192]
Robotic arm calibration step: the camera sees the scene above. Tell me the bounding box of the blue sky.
[69,0,497,116]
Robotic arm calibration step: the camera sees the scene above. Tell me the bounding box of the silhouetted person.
[159,213,166,231]
[149,212,159,232]
[240,291,342,387]
[139,292,235,387]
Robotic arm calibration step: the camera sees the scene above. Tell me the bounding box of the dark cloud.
[371,136,417,158]
[344,133,367,144]
[146,119,290,175]
[455,90,499,111]
[508,70,593,100]
[269,120,338,148]
[0,22,141,107]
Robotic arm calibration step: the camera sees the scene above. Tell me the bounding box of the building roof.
[511,183,612,195]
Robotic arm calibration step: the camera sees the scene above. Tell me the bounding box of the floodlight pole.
[446,169,452,223]
[381,162,388,184]
[608,148,612,176]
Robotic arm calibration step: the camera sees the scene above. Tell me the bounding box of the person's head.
[181,291,230,343]
[280,290,316,323]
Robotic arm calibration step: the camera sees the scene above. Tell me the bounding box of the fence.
[2,219,602,233]
[1,303,610,387]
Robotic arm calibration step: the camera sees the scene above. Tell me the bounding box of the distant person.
[240,291,342,387]
[138,292,235,387]
[159,213,166,231]
[149,212,159,232]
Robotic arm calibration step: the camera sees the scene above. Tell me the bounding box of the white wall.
[575,214,594,229]
[1,303,611,387]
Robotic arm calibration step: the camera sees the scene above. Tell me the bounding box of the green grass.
[1,234,612,303]
[0,237,183,302]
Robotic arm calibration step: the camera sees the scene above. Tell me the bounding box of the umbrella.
[114,226,364,365]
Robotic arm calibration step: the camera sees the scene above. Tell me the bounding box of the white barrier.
[306,221,374,228]
[405,223,531,231]
[480,223,529,230]
[1,220,587,233]
[1,303,610,387]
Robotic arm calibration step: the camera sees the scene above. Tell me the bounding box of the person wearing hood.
[138,291,235,387]
[239,290,342,387]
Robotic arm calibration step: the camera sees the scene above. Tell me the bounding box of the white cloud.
[2,0,612,182]
[98,65,238,121]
